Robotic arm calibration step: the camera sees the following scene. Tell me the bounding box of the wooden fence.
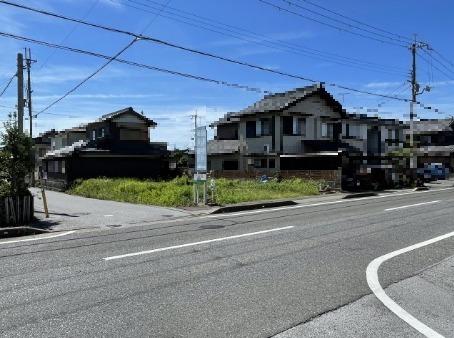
[0,195,34,227]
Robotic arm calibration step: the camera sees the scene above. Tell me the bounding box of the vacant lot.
[69,177,320,207]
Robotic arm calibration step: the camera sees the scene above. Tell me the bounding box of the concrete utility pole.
[25,48,36,138]
[17,52,24,133]
[408,36,430,174]
[191,111,198,205]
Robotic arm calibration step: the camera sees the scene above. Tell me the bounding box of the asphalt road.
[1,188,454,337]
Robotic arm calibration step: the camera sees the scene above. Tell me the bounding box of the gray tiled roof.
[211,83,341,126]
[239,83,321,114]
[94,107,157,126]
[408,118,454,133]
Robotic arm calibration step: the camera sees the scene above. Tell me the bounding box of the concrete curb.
[210,200,298,214]
[0,226,50,239]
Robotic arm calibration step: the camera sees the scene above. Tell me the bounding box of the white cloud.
[364,81,403,89]
[213,30,315,47]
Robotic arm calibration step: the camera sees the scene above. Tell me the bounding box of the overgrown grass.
[69,177,320,207]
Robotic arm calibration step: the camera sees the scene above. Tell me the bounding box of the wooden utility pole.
[17,52,24,133]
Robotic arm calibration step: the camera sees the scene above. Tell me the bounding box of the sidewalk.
[31,188,194,231]
[276,255,454,337]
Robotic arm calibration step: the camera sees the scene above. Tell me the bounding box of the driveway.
[31,188,193,231]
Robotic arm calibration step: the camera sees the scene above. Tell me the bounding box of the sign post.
[194,126,207,205]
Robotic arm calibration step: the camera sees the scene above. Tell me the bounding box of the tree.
[0,120,33,197]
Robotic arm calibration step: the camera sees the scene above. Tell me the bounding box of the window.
[261,118,272,136]
[246,121,256,138]
[321,123,327,137]
[269,159,275,169]
[283,116,293,135]
[100,128,105,138]
[223,160,239,170]
[321,123,333,138]
[387,129,396,141]
[253,159,267,168]
[92,130,96,140]
[296,118,306,136]
[347,124,360,138]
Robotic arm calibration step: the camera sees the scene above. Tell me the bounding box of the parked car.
[417,163,450,182]
[429,163,449,180]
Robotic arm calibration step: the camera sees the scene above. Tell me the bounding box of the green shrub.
[69,177,320,207]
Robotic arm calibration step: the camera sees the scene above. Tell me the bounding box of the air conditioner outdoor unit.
[264,144,270,154]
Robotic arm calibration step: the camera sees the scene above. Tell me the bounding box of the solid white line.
[202,187,454,219]
[0,230,76,245]
[385,200,440,211]
[366,231,454,338]
[104,226,294,261]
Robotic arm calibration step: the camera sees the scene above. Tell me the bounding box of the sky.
[0,0,453,148]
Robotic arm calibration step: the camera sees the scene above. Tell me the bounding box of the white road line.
[103,225,294,261]
[0,230,76,245]
[366,231,454,338]
[385,200,440,212]
[202,187,454,219]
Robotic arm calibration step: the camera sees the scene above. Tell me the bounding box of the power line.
[0,31,272,96]
[0,0,407,77]
[258,0,407,48]
[293,0,412,43]
[138,0,172,34]
[418,50,453,80]
[36,38,138,116]
[126,0,407,73]
[430,47,454,69]
[278,0,410,45]
[0,30,414,104]
[0,72,16,97]
[422,48,454,77]
[0,0,406,73]
[38,0,101,70]
[1,30,446,116]
[0,2,407,85]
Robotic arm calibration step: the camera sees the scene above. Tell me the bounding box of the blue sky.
[0,0,453,148]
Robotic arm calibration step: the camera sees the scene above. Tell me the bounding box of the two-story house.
[208,84,406,188]
[50,125,87,151]
[209,83,346,174]
[33,129,58,182]
[405,118,454,169]
[42,107,169,190]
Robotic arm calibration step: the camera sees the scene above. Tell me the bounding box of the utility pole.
[25,48,37,186]
[17,52,24,133]
[408,36,430,177]
[191,111,198,204]
[25,48,36,138]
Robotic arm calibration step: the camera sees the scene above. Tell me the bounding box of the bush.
[69,177,320,207]
[0,121,33,198]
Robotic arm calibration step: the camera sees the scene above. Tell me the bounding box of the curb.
[0,226,50,239]
[342,192,378,199]
[210,200,297,214]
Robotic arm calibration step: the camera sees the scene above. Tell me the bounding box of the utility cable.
[258,0,407,48]
[0,72,16,97]
[36,38,138,116]
[0,0,407,76]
